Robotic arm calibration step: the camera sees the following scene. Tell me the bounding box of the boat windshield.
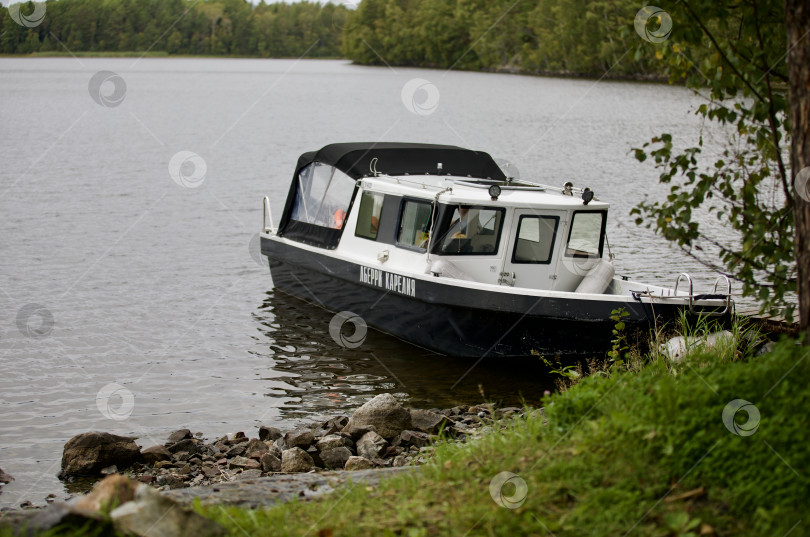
[565,211,606,257]
[290,162,355,229]
[431,204,505,255]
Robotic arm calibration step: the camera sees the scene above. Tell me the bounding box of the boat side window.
[566,211,606,257]
[355,191,384,241]
[433,205,505,255]
[512,215,559,264]
[290,162,356,229]
[397,199,433,250]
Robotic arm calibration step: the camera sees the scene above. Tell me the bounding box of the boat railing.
[672,272,732,317]
[263,196,274,233]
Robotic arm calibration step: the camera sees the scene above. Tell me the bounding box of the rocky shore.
[0,395,527,536]
[55,395,523,495]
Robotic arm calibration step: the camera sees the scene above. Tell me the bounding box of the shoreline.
[0,399,525,515]
[0,53,672,83]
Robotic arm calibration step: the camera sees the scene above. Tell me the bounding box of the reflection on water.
[253,290,556,419]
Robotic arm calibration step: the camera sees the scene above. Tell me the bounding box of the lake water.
[0,57,739,507]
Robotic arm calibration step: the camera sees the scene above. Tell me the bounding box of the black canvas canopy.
[294,142,507,181]
[278,142,507,249]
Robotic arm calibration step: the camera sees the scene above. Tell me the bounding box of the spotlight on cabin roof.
[582,188,594,205]
[488,184,501,201]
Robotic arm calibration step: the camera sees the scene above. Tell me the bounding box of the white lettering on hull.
[359,265,416,298]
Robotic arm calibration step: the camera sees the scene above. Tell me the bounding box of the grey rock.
[319,447,352,470]
[274,437,288,451]
[356,431,388,460]
[316,434,348,452]
[236,469,262,480]
[156,474,185,489]
[100,465,118,476]
[245,438,267,455]
[341,423,376,441]
[392,455,409,467]
[409,409,451,434]
[166,429,192,445]
[225,444,247,458]
[173,451,191,462]
[228,456,252,469]
[344,393,412,441]
[260,453,281,473]
[8,503,105,534]
[167,438,200,455]
[110,483,226,537]
[280,447,314,473]
[60,432,143,477]
[344,456,373,471]
[398,430,430,448]
[227,433,249,445]
[284,429,315,450]
[258,426,282,442]
[0,467,14,484]
[141,445,172,465]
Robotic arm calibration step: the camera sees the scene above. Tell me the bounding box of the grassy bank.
[3,331,806,536]
[200,335,807,536]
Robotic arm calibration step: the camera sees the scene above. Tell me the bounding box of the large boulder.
[60,432,142,477]
[343,394,412,441]
[280,447,314,473]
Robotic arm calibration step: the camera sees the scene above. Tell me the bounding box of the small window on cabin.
[566,211,605,257]
[512,216,559,264]
[355,191,384,241]
[290,162,356,229]
[397,200,433,250]
[433,205,505,255]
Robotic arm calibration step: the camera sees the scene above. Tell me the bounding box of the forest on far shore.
[1,0,681,79]
[0,0,348,58]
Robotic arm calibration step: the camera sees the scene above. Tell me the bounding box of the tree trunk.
[786,0,810,341]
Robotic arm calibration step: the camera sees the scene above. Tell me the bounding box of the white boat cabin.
[273,143,617,294]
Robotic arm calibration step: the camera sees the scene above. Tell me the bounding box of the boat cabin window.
[290,162,355,229]
[355,191,384,241]
[512,215,559,264]
[433,205,505,255]
[566,211,606,257]
[397,199,433,250]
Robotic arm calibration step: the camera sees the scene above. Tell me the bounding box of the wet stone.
[166,429,193,444]
[258,426,282,442]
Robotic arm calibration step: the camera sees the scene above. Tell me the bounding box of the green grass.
[3,329,807,536]
[200,334,807,536]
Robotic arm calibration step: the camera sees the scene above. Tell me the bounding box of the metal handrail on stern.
[671,272,732,317]
[262,196,275,233]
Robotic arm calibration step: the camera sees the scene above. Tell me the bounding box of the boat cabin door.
[499,210,565,289]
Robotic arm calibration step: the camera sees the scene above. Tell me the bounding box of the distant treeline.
[342,0,671,78]
[2,0,695,79]
[0,0,348,57]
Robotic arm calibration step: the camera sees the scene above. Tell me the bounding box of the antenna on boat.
[370,157,380,177]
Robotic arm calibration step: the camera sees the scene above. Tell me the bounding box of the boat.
[259,142,732,358]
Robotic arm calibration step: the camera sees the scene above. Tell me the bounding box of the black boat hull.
[261,237,714,358]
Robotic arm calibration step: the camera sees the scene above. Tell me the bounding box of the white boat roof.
[360,174,610,210]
